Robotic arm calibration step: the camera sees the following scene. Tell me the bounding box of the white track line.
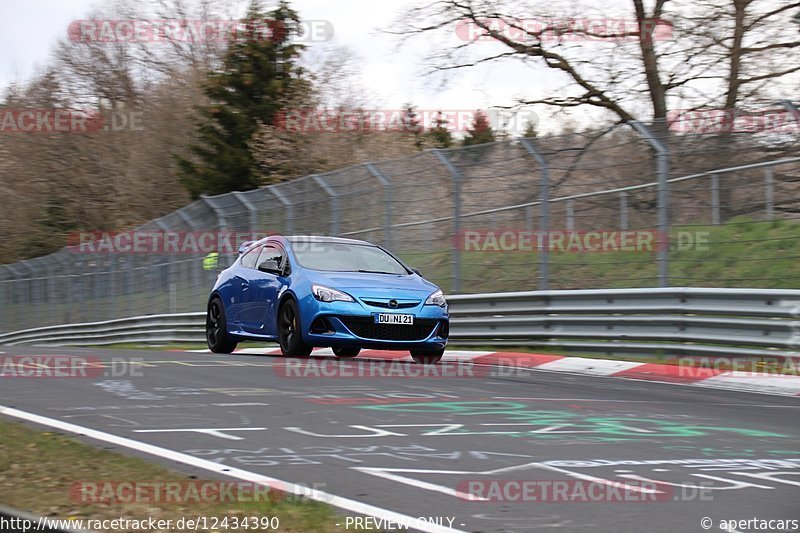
[0,405,465,533]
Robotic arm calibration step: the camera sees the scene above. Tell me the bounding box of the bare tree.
[391,0,800,125]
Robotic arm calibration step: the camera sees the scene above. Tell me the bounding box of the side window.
[240,246,261,269]
[257,245,285,269]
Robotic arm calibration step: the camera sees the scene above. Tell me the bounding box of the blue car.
[205,236,449,364]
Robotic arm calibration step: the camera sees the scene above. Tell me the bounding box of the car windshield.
[291,242,409,274]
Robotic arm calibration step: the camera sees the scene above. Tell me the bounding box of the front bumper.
[298,294,449,350]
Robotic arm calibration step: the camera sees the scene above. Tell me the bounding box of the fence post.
[630,121,670,288]
[765,168,774,221]
[232,191,259,233]
[154,219,175,317]
[364,163,393,250]
[199,197,230,266]
[779,100,800,126]
[711,174,720,225]
[4,264,22,331]
[312,174,340,236]
[520,138,550,291]
[433,150,462,294]
[268,186,294,236]
[526,205,535,232]
[176,206,205,301]
[200,195,229,231]
[619,192,629,230]
[566,200,575,231]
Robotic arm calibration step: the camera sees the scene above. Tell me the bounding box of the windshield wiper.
[354,269,402,275]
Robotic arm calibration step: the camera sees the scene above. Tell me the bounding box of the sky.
[1,0,568,129]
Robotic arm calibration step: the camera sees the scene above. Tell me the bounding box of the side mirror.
[258,259,284,275]
[411,267,421,276]
[238,241,256,255]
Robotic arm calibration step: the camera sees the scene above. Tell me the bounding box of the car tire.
[279,299,313,357]
[410,348,444,364]
[207,297,238,354]
[333,346,361,358]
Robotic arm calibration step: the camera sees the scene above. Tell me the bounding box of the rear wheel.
[333,346,361,358]
[207,298,237,354]
[410,348,444,364]
[279,299,313,357]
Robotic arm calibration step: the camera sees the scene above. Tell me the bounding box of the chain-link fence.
[1,115,799,334]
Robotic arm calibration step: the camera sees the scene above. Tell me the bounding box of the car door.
[241,244,286,336]
[229,245,261,327]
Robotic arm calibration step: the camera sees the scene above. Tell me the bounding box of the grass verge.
[0,418,347,532]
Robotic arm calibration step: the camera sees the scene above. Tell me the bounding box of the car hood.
[299,269,439,297]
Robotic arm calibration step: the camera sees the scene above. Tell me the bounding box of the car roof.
[283,235,372,246]
[239,235,374,255]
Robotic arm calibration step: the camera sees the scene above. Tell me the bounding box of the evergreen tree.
[177,1,307,198]
[462,110,496,146]
[400,103,424,150]
[522,118,539,138]
[426,111,453,148]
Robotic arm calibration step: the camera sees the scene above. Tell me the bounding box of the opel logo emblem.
[388,299,399,309]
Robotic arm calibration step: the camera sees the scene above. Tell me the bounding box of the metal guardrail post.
[433,150,462,294]
[364,163,393,249]
[711,174,720,225]
[312,174,340,236]
[268,186,295,236]
[630,121,670,288]
[765,168,775,221]
[520,138,550,291]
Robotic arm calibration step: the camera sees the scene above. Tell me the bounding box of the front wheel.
[279,299,313,357]
[410,348,444,364]
[333,346,361,358]
[207,298,237,354]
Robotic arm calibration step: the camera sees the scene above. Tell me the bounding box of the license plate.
[374,313,414,325]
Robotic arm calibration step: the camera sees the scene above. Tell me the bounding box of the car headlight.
[312,285,354,303]
[425,289,447,307]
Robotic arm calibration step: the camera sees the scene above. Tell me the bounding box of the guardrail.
[1,288,799,361]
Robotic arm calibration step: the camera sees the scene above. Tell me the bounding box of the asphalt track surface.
[1,345,799,533]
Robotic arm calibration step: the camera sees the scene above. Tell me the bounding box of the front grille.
[340,317,438,341]
[361,299,420,310]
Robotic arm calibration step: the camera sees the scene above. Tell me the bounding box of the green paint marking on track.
[357,401,790,441]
